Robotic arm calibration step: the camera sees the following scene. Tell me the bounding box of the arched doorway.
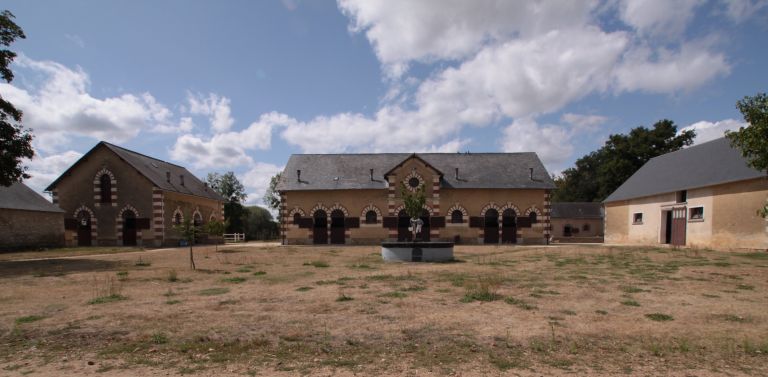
[330,209,345,244]
[419,209,431,241]
[501,209,516,244]
[76,211,92,246]
[313,210,328,244]
[397,209,411,241]
[484,209,499,244]
[123,210,137,246]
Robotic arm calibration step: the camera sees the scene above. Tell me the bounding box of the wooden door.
[501,209,516,243]
[313,210,328,244]
[123,215,137,246]
[397,210,411,241]
[484,209,499,244]
[671,207,686,246]
[330,210,345,244]
[77,214,91,246]
[419,209,430,242]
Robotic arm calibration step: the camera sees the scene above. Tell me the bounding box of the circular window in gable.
[408,177,420,188]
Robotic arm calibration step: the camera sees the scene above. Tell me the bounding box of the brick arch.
[394,203,432,216]
[73,205,97,245]
[93,167,117,207]
[288,207,306,226]
[524,206,542,216]
[118,204,140,218]
[446,203,468,217]
[361,204,382,223]
[116,204,140,246]
[172,207,184,225]
[500,203,521,217]
[328,203,349,217]
[310,203,330,217]
[402,170,425,192]
[480,202,502,217]
[209,212,218,222]
[192,207,203,225]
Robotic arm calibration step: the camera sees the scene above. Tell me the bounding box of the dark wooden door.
[671,207,686,246]
[501,209,516,243]
[77,215,91,246]
[397,210,411,241]
[484,209,499,244]
[563,225,572,237]
[123,216,137,246]
[313,210,328,244]
[664,211,673,244]
[330,210,345,244]
[419,209,430,241]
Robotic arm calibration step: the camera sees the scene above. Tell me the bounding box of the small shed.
[0,182,64,250]
[550,202,604,243]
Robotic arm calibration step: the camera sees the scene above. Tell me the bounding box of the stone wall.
[0,209,64,250]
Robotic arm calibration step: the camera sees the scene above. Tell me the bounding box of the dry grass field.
[1,243,767,376]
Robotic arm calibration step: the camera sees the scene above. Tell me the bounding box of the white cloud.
[171,112,292,168]
[23,150,83,196]
[64,34,85,48]
[561,113,608,133]
[500,118,575,169]
[720,0,768,22]
[2,55,173,153]
[241,162,285,207]
[613,41,730,93]
[618,0,704,38]
[187,92,234,133]
[680,119,745,144]
[338,0,597,77]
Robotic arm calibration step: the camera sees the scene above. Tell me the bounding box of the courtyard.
[0,244,766,376]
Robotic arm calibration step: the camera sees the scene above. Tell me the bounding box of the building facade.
[0,182,64,250]
[277,153,556,245]
[46,142,224,247]
[604,138,768,250]
[550,202,604,243]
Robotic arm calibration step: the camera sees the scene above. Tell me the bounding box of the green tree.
[400,183,426,219]
[242,206,279,240]
[204,219,228,252]
[0,10,33,187]
[725,92,768,218]
[174,218,201,270]
[206,171,247,233]
[263,173,282,211]
[553,120,695,202]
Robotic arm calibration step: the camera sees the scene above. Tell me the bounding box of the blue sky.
[3,0,768,208]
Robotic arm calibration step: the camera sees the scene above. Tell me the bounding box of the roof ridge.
[101,141,186,169]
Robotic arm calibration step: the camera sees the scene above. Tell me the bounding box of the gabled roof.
[46,142,224,202]
[551,202,603,219]
[383,153,444,178]
[276,153,556,191]
[0,182,64,213]
[604,137,765,203]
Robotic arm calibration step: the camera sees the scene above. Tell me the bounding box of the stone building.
[604,137,768,250]
[277,153,556,245]
[550,202,604,243]
[46,141,224,247]
[0,182,64,250]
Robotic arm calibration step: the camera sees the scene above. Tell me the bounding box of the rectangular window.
[676,190,687,203]
[633,213,643,224]
[689,207,704,221]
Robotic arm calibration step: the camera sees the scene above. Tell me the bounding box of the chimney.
[529,168,534,180]
[455,167,459,180]
[180,174,185,186]
[297,169,301,182]
[166,171,171,182]
[370,169,374,181]
[204,182,208,192]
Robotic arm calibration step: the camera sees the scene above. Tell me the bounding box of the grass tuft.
[221,277,247,284]
[621,299,640,307]
[295,286,313,292]
[645,313,674,322]
[303,260,330,268]
[336,293,354,302]
[198,287,230,296]
[505,297,537,310]
[88,294,127,305]
[15,315,45,324]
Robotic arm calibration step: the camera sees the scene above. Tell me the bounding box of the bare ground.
[1,243,767,376]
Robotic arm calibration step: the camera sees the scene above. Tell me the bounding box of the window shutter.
[298,217,314,228]
[516,217,532,228]
[382,216,398,228]
[64,218,78,230]
[136,218,151,229]
[469,217,484,228]
[344,217,360,228]
[430,216,446,228]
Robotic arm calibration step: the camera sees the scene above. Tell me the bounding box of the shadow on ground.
[0,258,125,278]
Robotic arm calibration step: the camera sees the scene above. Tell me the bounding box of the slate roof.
[0,182,64,213]
[277,153,556,191]
[551,202,603,219]
[604,137,765,203]
[46,142,224,202]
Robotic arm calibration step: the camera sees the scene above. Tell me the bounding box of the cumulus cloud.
[1,55,173,152]
[241,162,285,206]
[720,0,768,22]
[618,0,704,38]
[187,92,234,133]
[561,113,608,133]
[500,118,575,168]
[23,150,83,196]
[680,119,745,144]
[170,112,292,168]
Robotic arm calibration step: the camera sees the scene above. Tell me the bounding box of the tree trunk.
[189,245,196,270]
